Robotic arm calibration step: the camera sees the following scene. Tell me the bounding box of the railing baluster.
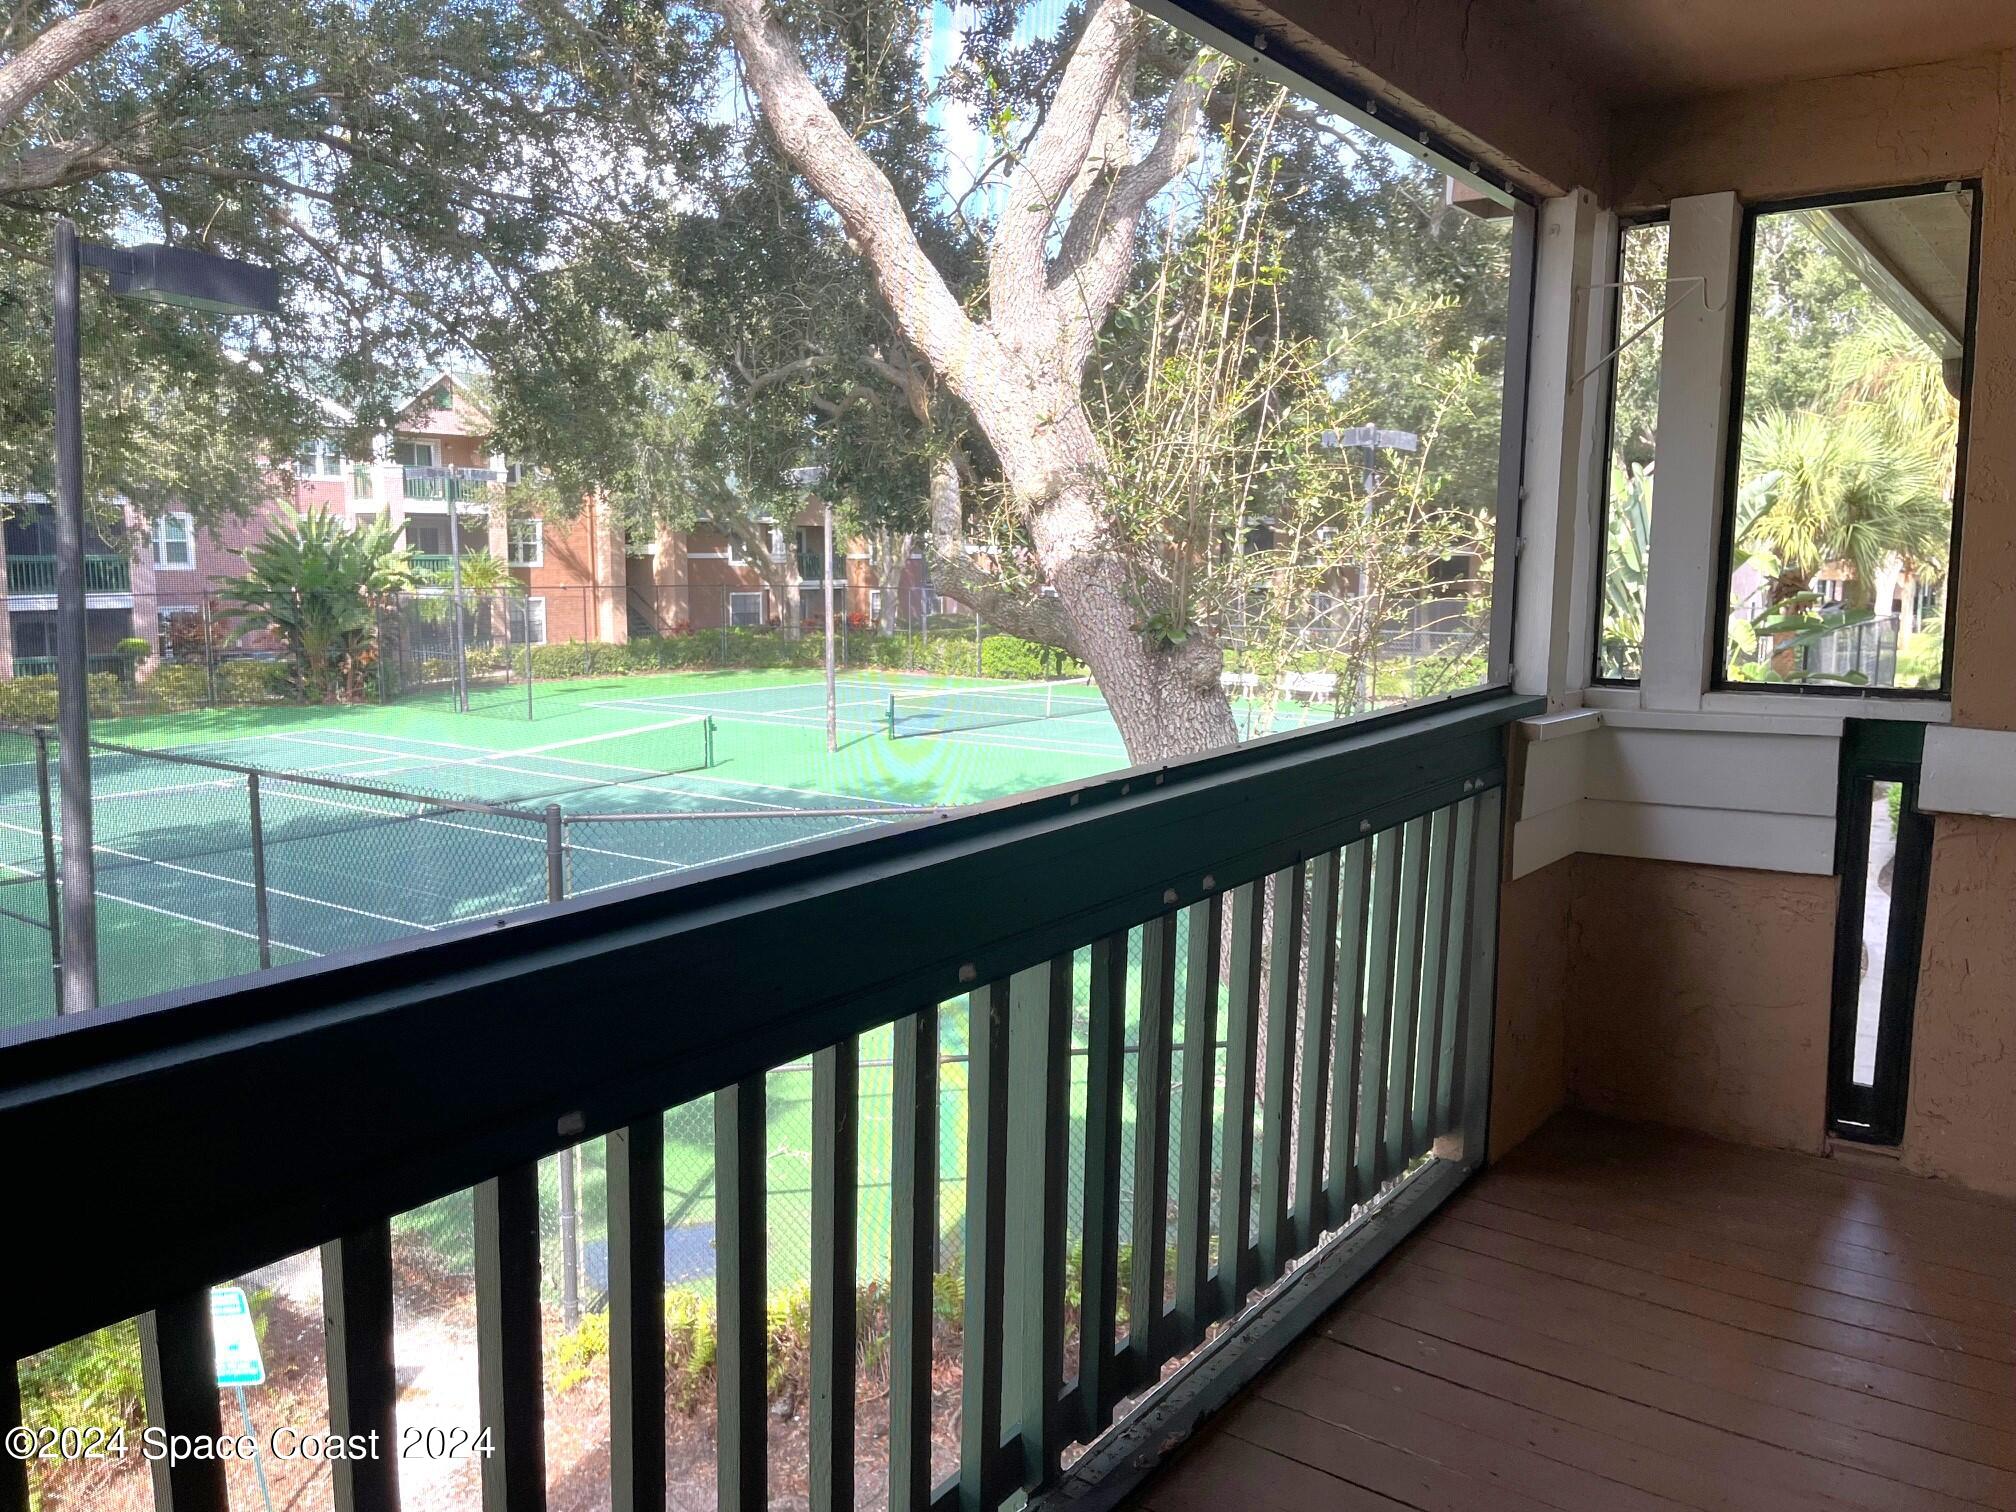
[716,1077,768,1512]
[1383,817,1431,1181]
[141,1292,228,1511]
[321,1222,400,1512]
[1293,849,1341,1252]
[1455,792,1504,1155]
[1432,801,1478,1137]
[608,1119,666,1512]
[475,1166,545,1512]
[1217,882,1264,1314]
[1172,893,1222,1348]
[888,1010,938,1512]
[1256,865,1305,1281]
[3,1362,26,1512]
[1010,958,1070,1488]
[1326,842,1372,1228]
[961,982,1011,1512]
[1129,911,1178,1364]
[1412,808,1458,1153]
[812,1037,859,1512]
[1353,828,1402,1199]
[1077,934,1127,1436]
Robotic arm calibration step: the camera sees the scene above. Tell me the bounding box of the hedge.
[0,673,123,725]
[493,629,1084,684]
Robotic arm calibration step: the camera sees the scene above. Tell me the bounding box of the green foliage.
[16,1323,145,1442]
[978,635,1084,681]
[550,1309,610,1394]
[140,663,211,710]
[419,550,521,596]
[1600,465,1653,679]
[1897,619,1945,691]
[219,509,414,702]
[0,674,121,724]
[666,1287,718,1412]
[216,660,293,704]
[113,638,150,662]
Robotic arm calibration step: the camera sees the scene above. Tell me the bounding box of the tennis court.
[2,669,1175,1026]
[0,665,1258,1335]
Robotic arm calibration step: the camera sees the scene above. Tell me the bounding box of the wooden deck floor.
[1130,1112,2016,1512]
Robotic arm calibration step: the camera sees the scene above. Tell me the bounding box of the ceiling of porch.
[1510,0,2016,105]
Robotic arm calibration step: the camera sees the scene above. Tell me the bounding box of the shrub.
[216,659,290,704]
[980,634,1084,681]
[143,663,210,711]
[15,1322,146,1441]
[0,673,122,724]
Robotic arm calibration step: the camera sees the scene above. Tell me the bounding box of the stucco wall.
[1903,817,2016,1193]
[1489,855,1573,1160]
[1564,857,1837,1154]
[1610,53,2005,210]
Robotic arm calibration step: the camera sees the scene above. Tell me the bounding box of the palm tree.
[1735,408,1950,615]
[219,508,417,702]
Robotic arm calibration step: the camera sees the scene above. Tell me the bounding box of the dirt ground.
[30,1245,964,1512]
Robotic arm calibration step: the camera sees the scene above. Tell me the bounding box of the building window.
[296,438,345,480]
[506,518,544,567]
[868,588,886,621]
[393,439,437,469]
[1720,184,1974,693]
[508,597,548,645]
[1595,219,1668,682]
[729,591,764,627]
[153,512,194,570]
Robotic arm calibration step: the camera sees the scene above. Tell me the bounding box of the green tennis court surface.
[2,669,1201,1027]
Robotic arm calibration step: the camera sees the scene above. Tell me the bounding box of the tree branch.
[1050,47,1226,368]
[985,0,1138,325]
[0,0,185,134]
[922,455,1081,658]
[712,0,994,400]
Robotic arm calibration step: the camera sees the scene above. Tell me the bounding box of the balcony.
[411,552,456,574]
[0,695,1525,1512]
[4,554,131,597]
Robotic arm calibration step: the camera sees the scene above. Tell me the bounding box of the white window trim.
[393,439,438,469]
[511,596,548,645]
[298,439,346,481]
[153,511,195,570]
[728,591,765,626]
[507,518,544,568]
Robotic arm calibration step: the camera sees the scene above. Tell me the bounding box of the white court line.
[276,727,920,811]
[0,814,434,934]
[1,852,324,958]
[563,814,891,899]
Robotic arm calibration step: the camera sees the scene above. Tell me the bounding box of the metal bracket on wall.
[1571,275,1719,391]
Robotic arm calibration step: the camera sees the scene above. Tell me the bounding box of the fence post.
[558,1147,580,1334]
[523,603,534,721]
[247,772,272,970]
[545,804,565,904]
[201,597,219,706]
[34,728,63,998]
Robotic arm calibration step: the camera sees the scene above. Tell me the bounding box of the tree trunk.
[979,391,1238,761]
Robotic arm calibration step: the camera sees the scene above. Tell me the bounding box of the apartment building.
[1,369,943,677]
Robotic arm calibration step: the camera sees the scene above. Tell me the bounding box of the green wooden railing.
[0,692,1527,1512]
[411,552,455,574]
[4,554,131,595]
[6,653,125,679]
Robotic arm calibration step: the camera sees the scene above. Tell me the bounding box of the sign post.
[210,1287,276,1512]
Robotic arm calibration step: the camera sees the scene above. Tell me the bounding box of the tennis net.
[886,679,1103,738]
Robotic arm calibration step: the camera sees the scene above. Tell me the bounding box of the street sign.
[209,1286,266,1387]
